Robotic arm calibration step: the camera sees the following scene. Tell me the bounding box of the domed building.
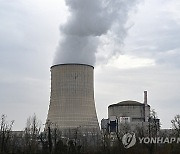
[108,100,150,123]
[101,91,152,132]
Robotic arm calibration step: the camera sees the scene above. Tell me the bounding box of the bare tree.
[146,109,160,154]
[169,115,180,154]
[23,114,41,153]
[148,110,160,137]
[171,114,180,137]
[0,114,14,153]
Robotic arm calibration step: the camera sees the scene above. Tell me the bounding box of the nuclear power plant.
[45,63,160,142]
[101,91,160,133]
[108,91,150,123]
[46,64,99,133]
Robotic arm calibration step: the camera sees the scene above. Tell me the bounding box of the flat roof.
[51,63,94,69]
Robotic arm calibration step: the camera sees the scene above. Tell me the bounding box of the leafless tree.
[0,114,14,153]
[148,110,160,137]
[171,114,180,137]
[146,109,160,154]
[23,114,41,153]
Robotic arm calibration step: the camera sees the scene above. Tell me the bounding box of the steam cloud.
[54,0,139,66]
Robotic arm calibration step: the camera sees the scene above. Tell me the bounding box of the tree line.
[0,113,180,154]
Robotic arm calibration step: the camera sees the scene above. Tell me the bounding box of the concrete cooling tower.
[47,64,99,133]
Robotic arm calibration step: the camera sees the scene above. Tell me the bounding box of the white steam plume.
[54,0,139,66]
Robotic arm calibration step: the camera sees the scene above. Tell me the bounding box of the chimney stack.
[144,91,148,105]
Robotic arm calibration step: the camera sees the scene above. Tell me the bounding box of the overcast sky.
[0,0,180,130]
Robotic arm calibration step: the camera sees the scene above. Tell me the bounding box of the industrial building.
[46,64,99,134]
[101,91,160,133]
[46,63,160,139]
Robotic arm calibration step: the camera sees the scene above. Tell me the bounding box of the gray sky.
[0,0,180,130]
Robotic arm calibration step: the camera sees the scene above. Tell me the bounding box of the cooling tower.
[47,64,99,132]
